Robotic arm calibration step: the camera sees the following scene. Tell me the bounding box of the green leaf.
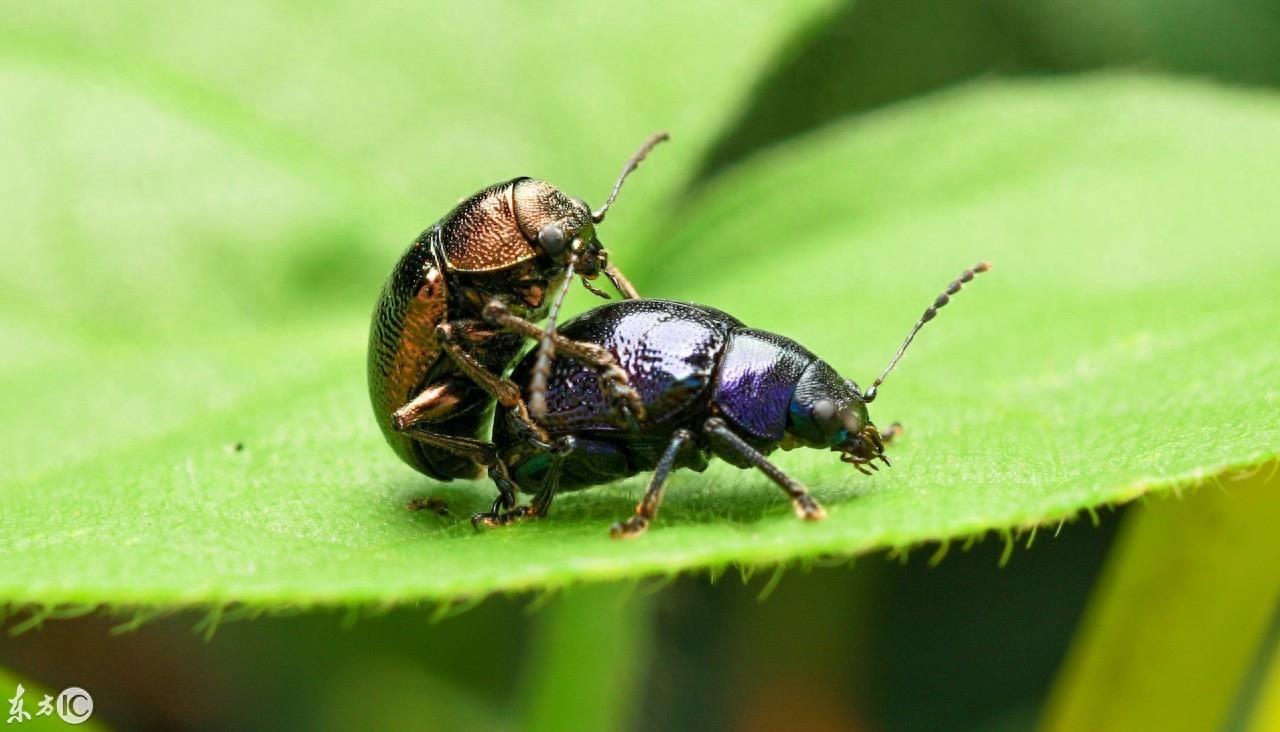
[0,0,831,608]
[697,0,1280,178]
[3,69,1279,610]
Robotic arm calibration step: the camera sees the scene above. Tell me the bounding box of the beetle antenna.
[863,262,990,403]
[529,254,580,418]
[592,131,670,224]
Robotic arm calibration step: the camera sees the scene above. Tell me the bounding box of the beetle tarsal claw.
[610,515,650,539]
[470,505,538,530]
[597,367,647,424]
[793,495,828,521]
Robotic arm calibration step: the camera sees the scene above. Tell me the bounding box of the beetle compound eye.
[537,224,568,257]
[813,399,840,432]
[577,256,600,277]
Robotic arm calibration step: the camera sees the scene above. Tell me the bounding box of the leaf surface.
[2,65,1278,606]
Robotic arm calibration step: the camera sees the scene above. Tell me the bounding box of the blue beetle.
[474,263,990,536]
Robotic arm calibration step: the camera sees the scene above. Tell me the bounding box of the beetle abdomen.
[509,300,742,434]
[367,232,475,479]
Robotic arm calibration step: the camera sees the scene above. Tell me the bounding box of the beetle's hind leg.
[402,428,498,467]
[471,437,574,530]
[703,418,827,522]
[482,301,645,426]
[470,461,522,529]
[611,429,692,539]
[396,420,503,521]
[388,382,498,464]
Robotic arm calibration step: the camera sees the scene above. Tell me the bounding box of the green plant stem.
[1245,630,1280,732]
[518,583,652,732]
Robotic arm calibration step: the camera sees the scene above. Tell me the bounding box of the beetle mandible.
[480,263,990,536]
[368,132,668,491]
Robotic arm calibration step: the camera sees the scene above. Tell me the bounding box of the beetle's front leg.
[603,259,639,299]
[704,417,827,522]
[435,320,551,447]
[481,300,644,425]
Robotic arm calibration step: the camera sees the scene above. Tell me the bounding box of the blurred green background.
[2,1,1279,730]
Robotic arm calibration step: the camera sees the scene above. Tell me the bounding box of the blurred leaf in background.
[698,0,1280,178]
[1043,464,1280,732]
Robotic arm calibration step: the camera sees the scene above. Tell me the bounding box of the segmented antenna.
[592,131,670,224]
[529,255,580,418]
[863,262,990,403]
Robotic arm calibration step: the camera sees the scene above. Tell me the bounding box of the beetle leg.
[581,276,612,299]
[527,436,573,518]
[403,428,498,467]
[392,378,527,476]
[611,429,692,539]
[471,438,572,529]
[482,300,645,425]
[406,496,450,516]
[471,462,522,530]
[526,262,578,420]
[391,380,468,431]
[703,417,827,522]
[436,320,551,445]
[603,261,640,300]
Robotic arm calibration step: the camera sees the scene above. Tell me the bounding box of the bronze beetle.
[367,133,667,494]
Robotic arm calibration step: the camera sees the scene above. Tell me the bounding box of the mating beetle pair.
[368,134,988,537]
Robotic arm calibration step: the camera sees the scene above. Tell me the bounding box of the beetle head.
[513,179,605,278]
[517,131,669,295]
[518,131,669,299]
[438,133,666,287]
[785,360,887,472]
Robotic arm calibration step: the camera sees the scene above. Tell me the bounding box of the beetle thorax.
[512,179,596,246]
[447,257,567,321]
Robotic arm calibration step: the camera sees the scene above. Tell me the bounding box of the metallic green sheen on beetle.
[367,134,668,483]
